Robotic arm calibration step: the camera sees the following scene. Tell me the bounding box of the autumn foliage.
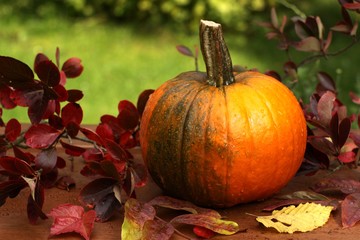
[1,1,360,239]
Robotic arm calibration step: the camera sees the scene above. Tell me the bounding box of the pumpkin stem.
[200,20,235,87]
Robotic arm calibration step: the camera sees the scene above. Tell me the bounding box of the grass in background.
[1,14,359,123]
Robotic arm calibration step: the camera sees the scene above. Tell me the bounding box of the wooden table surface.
[1,147,360,240]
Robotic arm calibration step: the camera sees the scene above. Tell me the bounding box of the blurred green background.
[1,0,359,123]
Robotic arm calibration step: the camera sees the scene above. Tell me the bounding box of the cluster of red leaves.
[0,48,154,228]
[0,48,84,223]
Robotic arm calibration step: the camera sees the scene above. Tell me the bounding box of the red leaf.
[105,139,128,162]
[5,118,21,142]
[0,179,28,206]
[48,204,96,240]
[66,121,80,138]
[350,91,360,104]
[118,100,139,130]
[0,56,34,88]
[338,151,356,163]
[193,226,216,239]
[0,84,16,109]
[61,57,84,78]
[0,156,35,176]
[34,60,60,87]
[96,123,114,142]
[67,89,84,102]
[80,127,105,146]
[60,140,87,156]
[61,102,83,126]
[137,89,154,117]
[27,181,47,224]
[175,45,194,57]
[12,145,35,164]
[34,53,49,68]
[82,148,104,162]
[343,2,360,10]
[25,124,61,149]
[53,84,68,102]
[341,193,360,228]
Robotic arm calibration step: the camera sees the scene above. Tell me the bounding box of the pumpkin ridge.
[179,84,211,201]
[222,86,231,205]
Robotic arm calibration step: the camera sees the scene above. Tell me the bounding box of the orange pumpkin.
[140,20,307,208]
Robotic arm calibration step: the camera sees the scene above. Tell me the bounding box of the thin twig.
[297,36,359,68]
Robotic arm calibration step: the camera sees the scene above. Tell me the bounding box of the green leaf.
[121,198,156,240]
[170,213,240,235]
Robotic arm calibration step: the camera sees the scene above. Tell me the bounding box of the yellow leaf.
[256,202,333,233]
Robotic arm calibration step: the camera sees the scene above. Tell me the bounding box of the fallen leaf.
[193,226,216,239]
[148,196,220,217]
[277,190,329,201]
[341,193,360,228]
[171,213,240,235]
[312,178,360,194]
[48,204,96,240]
[256,202,333,233]
[142,218,175,240]
[121,198,156,240]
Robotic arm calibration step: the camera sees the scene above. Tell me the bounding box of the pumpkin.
[140,20,307,208]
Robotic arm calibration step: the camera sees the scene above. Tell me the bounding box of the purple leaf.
[295,20,313,39]
[175,45,193,57]
[317,72,336,92]
[35,147,57,173]
[317,91,336,126]
[341,193,360,228]
[312,178,360,194]
[142,219,175,240]
[79,177,118,207]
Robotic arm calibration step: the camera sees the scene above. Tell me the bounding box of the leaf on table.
[121,198,156,240]
[311,178,360,194]
[170,213,240,235]
[148,195,221,217]
[48,204,96,240]
[142,218,175,240]
[256,202,333,233]
[193,226,216,239]
[277,190,329,201]
[341,193,360,228]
